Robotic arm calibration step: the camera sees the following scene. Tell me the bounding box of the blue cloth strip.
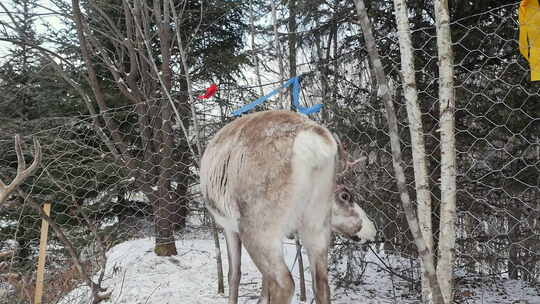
[232,76,322,116]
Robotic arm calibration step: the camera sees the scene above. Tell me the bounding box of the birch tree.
[352,0,443,303]
[434,0,457,302]
[391,0,436,301]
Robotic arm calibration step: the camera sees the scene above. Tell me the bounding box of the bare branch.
[71,0,129,157]
[169,0,203,164]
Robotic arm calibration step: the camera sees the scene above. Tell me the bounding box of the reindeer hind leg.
[241,233,294,304]
[224,229,242,304]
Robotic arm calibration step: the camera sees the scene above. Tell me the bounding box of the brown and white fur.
[200,110,376,304]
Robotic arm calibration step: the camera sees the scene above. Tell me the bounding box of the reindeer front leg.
[301,227,331,304]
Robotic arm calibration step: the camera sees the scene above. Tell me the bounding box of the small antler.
[0,135,42,205]
[339,156,366,176]
[334,135,366,176]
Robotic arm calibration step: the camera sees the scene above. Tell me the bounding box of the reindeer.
[200,110,376,304]
[0,134,41,205]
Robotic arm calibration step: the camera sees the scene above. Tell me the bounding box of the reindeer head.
[331,185,376,243]
[330,138,376,243]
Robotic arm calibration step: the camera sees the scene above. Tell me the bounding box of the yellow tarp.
[520,0,540,81]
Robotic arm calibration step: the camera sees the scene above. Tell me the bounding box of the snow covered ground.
[59,236,539,304]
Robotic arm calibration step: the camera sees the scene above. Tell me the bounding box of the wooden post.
[34,203,51,304]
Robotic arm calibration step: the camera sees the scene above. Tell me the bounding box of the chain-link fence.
[0,2,539,303]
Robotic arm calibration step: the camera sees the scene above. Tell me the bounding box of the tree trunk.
[172,144,192,230]
[387,0,435,299]
[154,100,179,256]
[249,0,264,97]
[434,0,457,302]
[153,196,178,257]
[288,0,297,111]
[314,26,330,122]
[271,0,285,108]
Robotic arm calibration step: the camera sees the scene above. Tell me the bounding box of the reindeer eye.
[339,192,351,202]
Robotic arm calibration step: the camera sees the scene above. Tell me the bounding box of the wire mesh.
[0,2,539,303]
